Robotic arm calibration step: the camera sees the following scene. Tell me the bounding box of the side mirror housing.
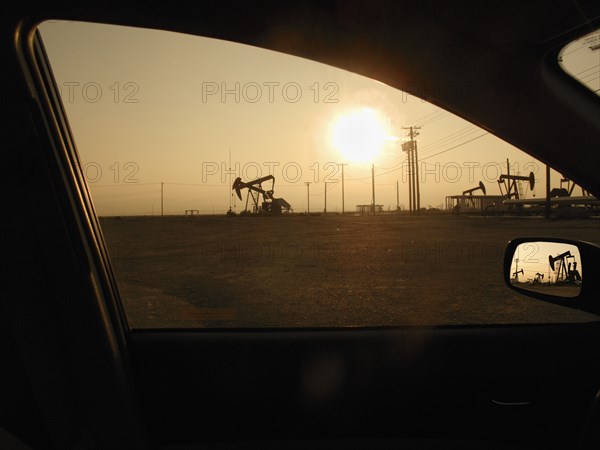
[504,237,600,315]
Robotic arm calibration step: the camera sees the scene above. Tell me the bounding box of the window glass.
[559,28,600,95]
[38,21,599,328]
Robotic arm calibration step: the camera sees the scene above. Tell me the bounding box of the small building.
[356,204,384,214]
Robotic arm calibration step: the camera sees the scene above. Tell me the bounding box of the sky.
[38,21,598,216]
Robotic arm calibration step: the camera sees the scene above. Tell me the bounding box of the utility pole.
[324,182,327,214]
[406,144,413,213]
[371,163,376,215]
[340,163,348,215]
[161,182,164,217]
[402,126,421,214]
[228,148,233,213]
[545,164,551,219]
[396,180,400,212]
[414,138,420,212]
[305,182,311,214]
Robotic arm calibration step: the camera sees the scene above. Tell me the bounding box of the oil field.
[102,214,600,329]
[102,156,600,329]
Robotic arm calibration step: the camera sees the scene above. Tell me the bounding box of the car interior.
[1,1,600,450]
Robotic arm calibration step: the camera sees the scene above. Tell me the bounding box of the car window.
[37,20,599,328]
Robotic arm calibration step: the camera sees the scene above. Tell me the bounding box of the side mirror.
[504,238,600,315]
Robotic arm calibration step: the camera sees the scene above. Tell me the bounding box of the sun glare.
[331,108,390,163]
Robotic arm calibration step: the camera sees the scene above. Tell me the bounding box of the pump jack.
[232,175,291,215]
[462,181,486,208]
[549,251,582,285]
[498,172,535,200]
[462,181,487,196]
[512,269,524,283]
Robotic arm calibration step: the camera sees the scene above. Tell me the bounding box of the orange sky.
[38,21,596,215]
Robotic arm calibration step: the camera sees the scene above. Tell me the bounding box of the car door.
[2,3,600,450]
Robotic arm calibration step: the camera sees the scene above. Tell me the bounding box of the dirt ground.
[99,214,600,328]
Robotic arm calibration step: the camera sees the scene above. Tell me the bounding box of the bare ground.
[99,214,600,328]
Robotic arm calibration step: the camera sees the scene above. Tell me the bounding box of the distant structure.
[356,204,383,214]
[445,181,504,214]
[503,171,599,209]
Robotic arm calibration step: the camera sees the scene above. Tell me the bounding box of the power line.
[411,108,447,125]
[574,65,598,77]
[359,132,490,181]
[420,133,488,161]
[382,124,480,167]
[418,126,480,153]
[418,111,449,127]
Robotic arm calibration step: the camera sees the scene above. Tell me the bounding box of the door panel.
[131,323,600,448]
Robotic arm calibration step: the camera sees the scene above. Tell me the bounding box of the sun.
[331,108,391,163]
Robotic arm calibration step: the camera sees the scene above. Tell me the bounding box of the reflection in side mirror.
[509,242,582,298]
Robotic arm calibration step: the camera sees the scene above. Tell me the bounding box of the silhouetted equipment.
[462,181,486,196]
[503,171,599,207]
[232,175,291,215]
[549,251,582,285]
[460,181,487,209]
[498,171,535,200]
[533,272,544,284]
[356,204,383,214]
[503,195,600,206]
[561,175,589,197]
[549,188,569,198]
[512,269,523,282]
[446,181,501,214]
